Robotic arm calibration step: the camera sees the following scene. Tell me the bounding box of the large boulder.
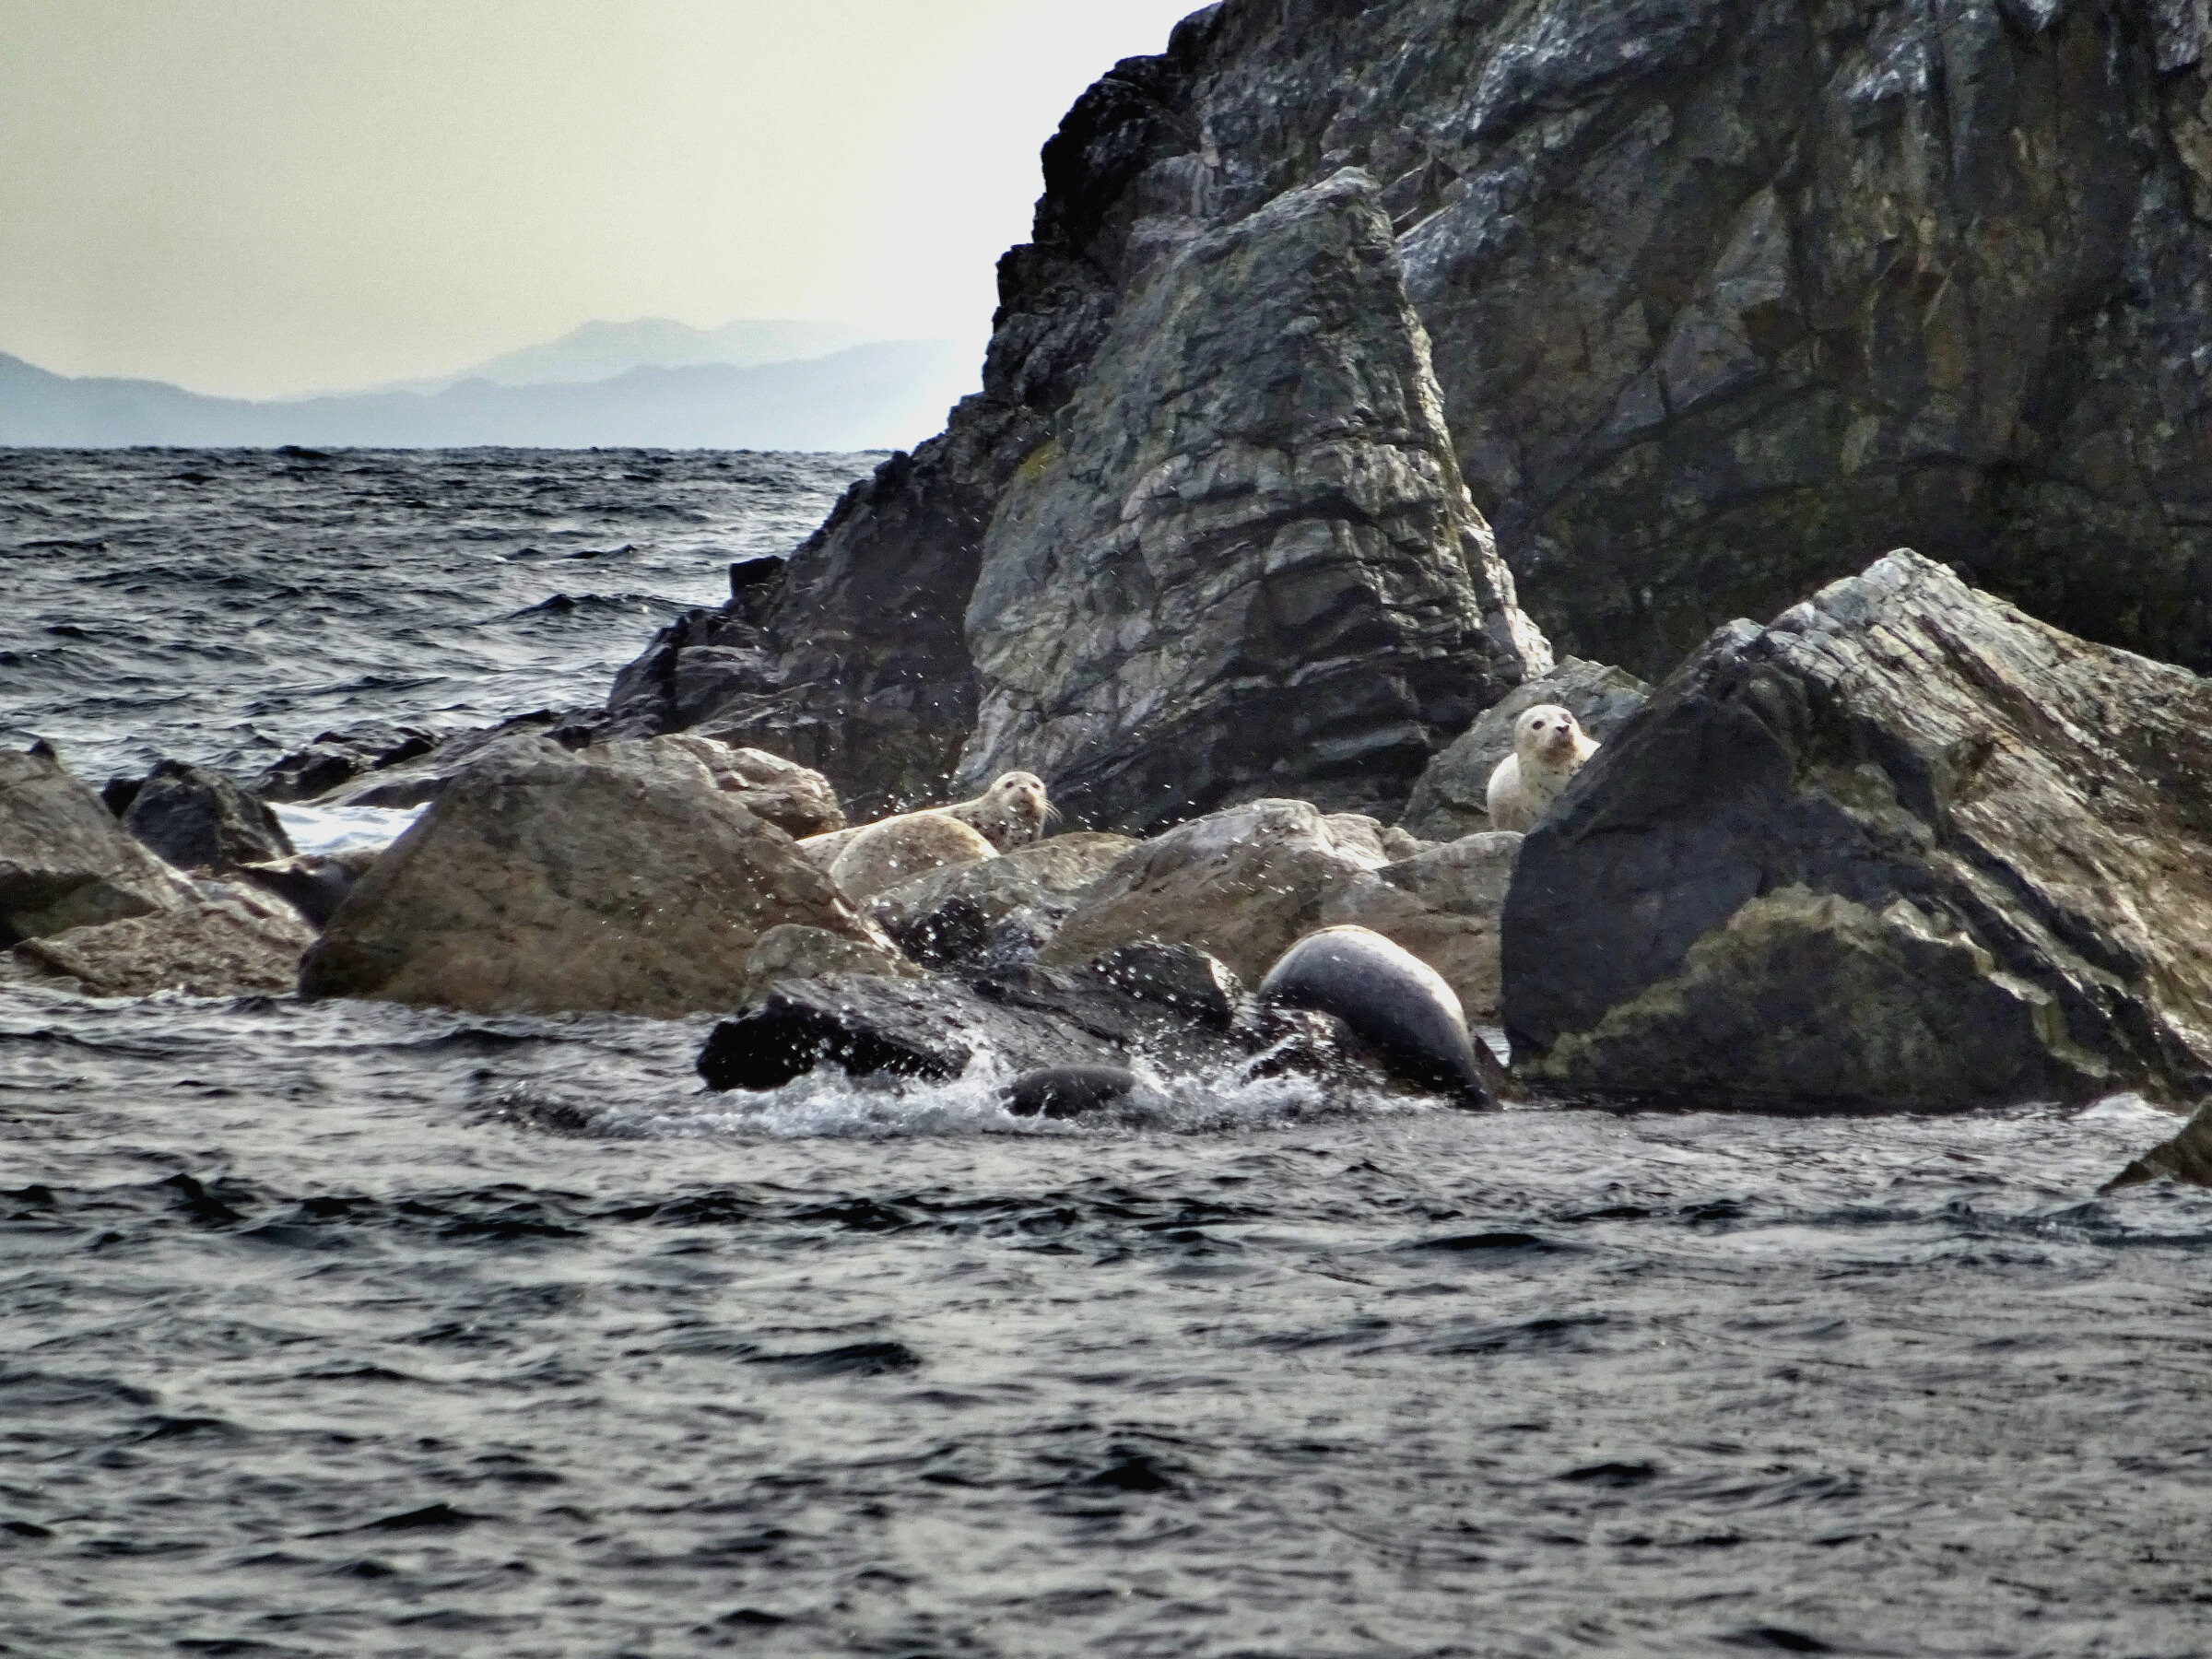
[1399,659,1650,841]
[952,169,1548,830]
[653,736,846,840]
[1503,550,2212,1111]
[119,759,294,873]
[12,886,314,998]
[300,736,881,1018]
[0,744,189,947]
[732,924,924,1007]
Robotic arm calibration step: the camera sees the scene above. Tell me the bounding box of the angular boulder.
[653,736,846,840]
[1,745,189,947]
[870,832,1138,967]
[955,170,1549,831]
[13,886,314,998]
[1399,659,1651,841]
[300,736,879,1018]
[120,759,294,873]
[1503,550,2212,1110]
[2109,1106,2212,1191]
[733,924,924,1007]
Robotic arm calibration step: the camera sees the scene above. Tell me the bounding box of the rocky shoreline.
[11,0,2212,1188]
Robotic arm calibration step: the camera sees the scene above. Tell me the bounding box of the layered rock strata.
[608,0,2212,820]
[1503,550,2212,1110]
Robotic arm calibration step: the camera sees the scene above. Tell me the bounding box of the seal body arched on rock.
[828,814,996,906]
[938,771,1053,851]
[1258,925,1494,1108]
[1487,704,1599,832]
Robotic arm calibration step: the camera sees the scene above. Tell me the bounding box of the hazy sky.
[1,0,1206,397]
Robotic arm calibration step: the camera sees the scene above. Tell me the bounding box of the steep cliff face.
[615,0,2212,816]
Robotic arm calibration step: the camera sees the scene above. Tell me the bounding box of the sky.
[0,0,1207,398]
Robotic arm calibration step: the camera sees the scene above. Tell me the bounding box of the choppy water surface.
[0,447,872,782]
[2,453,2207,1657]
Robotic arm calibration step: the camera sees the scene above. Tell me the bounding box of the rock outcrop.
[606,0,2212,819]
[300,736,881,1018]
[1503,550,2212,1111]
[119,759,294,873]
[1,745,190,947]
[953,171,1546,829]
[2109,1104,2212,1190]
[1400,658,1651,840]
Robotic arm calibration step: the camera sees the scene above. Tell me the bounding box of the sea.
[3,449,2209,1659]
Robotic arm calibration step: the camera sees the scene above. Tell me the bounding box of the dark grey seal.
[1002,1065,1141,1120]
[1257,926,1495,1109]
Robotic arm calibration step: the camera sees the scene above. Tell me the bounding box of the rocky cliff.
[610,0,2212,821]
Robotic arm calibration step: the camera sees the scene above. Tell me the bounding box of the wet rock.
[1400,660,1651,841]
[236,848,381,929]
[653,735,846,840]
[870,832,1137,967]
[0,744,190,947]
[1038,800,1392,984]
[252,722,439,804]
[1503,550,2212,1111]
[2108,1105,2212,1191]
[307,711,600,810]
[734,924,923,1007]
[119,759,294,873]
[300,735,879,1018]
[698,953,1254,1094]
[1035,800,1518,1018]
[12,884,314,997]
[953,170,1548,830]
[1318,831,1523,1020]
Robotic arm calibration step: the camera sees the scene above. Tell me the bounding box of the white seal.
[1486,704,1599,832]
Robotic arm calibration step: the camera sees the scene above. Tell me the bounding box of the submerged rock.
[1,744,190,947]
[119,759,294,873]
[300,736,878,1018]
[1504,550,2212,1111]
[1400,659,1650,841]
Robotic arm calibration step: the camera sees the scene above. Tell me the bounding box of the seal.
[1257,925,1494,1108]
[938,771,1053,852]
[1486,703,1599,832]
[1002,1064,1141,1120]
[828,813,997,906]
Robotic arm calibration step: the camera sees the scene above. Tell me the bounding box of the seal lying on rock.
[1257,925,1495,1108]
[829,814,997,906]
[1487,704,1599,832]
[798,771,1055,874]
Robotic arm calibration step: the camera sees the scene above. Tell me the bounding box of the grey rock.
[252,722,438,804]
[120,759,294,873]
[0,744,190,947]
[237,848,381,929]
[1399,659,1651,841]
[869,831,1138,967]
[2109,1103,2212,1190]
[653,735,846,839]
[954,171,1547,830]
[1502,550,2212,1110]
[300,735,881,1018]
[733,923,924,1007]
[12,884,314,998]
[309,712,597,809]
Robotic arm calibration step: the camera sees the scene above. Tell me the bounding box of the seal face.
[941,771,1053,852]
[1487,704,1599,832]
[1257,924,1494,1108]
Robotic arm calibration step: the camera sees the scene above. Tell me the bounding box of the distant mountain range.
[0,330,976,451]
[369,317,888,394]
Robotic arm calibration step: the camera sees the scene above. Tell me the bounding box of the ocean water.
[3,451,2206,1659]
